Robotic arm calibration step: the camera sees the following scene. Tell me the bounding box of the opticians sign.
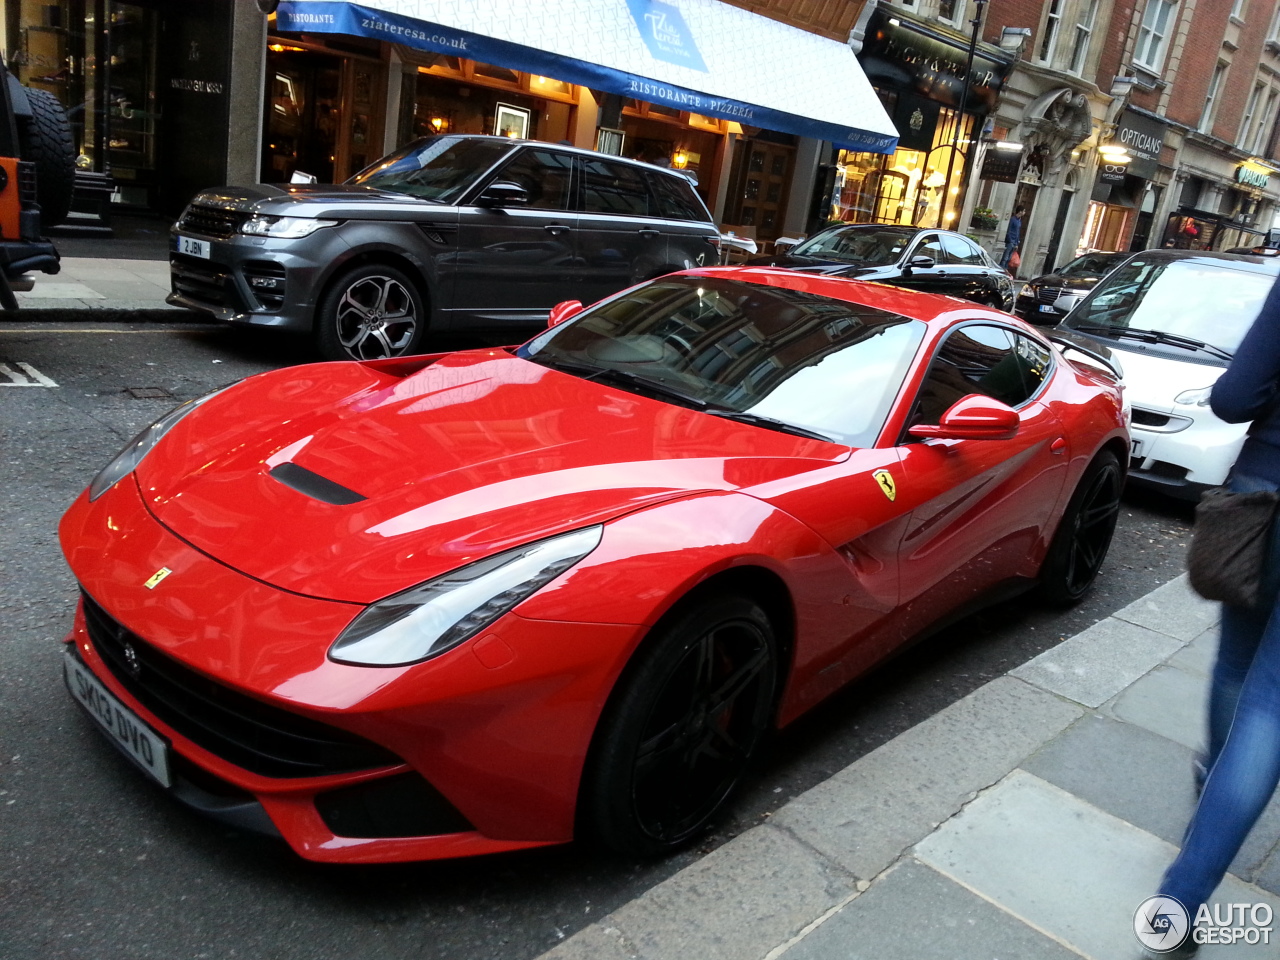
[1103,108,1169,180]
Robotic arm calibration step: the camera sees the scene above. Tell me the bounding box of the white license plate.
[1130,436,1146,461]
[175,235,210,259]
[64,649,172,787]
[1039,304,1057,313]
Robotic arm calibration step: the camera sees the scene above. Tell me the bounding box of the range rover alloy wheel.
[316,264,426,361]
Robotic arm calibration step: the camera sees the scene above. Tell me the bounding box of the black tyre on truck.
[16,86,75,228]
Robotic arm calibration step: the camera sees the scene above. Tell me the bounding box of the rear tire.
[17,87,76,228]
[1038,450,1123,604]
[581,594,778,857]
[314,263,427,361]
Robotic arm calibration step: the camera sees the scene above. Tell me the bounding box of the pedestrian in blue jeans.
[1000,206,1024,268]
[1152,274,1280,956]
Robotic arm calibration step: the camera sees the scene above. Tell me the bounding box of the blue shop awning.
[275,0,899,153]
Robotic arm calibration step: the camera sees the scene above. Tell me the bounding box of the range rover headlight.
[329,526,604,667]
[88,385,236,501]
[240,215,337,238]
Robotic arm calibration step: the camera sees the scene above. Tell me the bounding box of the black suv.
[749,224,1015,310]
[168,136,720,359]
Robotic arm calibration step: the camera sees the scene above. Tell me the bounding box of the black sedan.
[748,224,1014,310]
[1014,251,1129,324]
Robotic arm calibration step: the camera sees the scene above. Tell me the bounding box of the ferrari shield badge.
[144,567,172,590]
[873,471,897,502]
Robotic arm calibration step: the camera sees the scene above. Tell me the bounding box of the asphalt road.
[0,321,1195,960]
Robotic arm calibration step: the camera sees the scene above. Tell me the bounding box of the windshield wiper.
[591,368,711,409]
[705,410,836,442]
[1072,323,1231,361]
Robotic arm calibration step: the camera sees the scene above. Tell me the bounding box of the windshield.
[348,137,512,202]
[789,226,916,265]
[1064,258,1275,353]
[519,276,925,447]
[1059,253,1125,278]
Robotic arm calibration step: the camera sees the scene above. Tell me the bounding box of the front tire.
[581,595,778,857]
[1038,450,1123,604]
[315,264,426,361]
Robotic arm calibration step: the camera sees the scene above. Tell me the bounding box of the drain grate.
[125,386,173,399]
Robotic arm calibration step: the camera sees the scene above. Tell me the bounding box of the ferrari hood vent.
[269,462,367,505]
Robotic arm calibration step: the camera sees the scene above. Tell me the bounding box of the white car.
[1052,250,1280,499]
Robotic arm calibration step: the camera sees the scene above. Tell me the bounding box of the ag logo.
[143,567,172,590]
[1134,896,1190,953]
[873,470,897,501]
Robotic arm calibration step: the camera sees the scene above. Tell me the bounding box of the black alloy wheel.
[1039,450,1124,603]
[316,263,426,361]
[582,595,778,856]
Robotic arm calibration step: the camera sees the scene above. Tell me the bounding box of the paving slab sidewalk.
[4,256,190,320]
[539,575,1280,960]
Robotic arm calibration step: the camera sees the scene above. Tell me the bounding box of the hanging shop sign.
[857,8,1014,113]
[1101,108,1167,181]
[979,144,1022,182]
[892,93,941,152]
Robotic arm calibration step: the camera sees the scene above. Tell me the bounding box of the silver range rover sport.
[168,135,721,360]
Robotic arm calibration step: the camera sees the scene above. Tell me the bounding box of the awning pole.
[939,0,987,229]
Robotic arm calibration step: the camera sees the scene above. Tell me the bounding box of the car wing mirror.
[477,181,530,207]
[773,236,802,253]
[548,300,583,327]
[904,255,935,274]
[908,394,1020,441]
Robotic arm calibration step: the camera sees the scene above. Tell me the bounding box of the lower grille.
[1037,285,1064,304]
[316,772,474,838]
[171,256,231,308]
[80,591,401,779]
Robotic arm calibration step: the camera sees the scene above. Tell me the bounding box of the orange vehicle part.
[0,157,20,241]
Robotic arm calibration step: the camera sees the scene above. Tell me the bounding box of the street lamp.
[939,0,988,228]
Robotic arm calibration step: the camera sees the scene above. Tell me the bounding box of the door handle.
[1051,437,1067,455]
[637,228,661,238]
[544,224,570,236]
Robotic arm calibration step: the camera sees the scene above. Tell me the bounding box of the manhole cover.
[125,386,173,399]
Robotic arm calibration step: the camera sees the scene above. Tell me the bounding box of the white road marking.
[0,361,58,387]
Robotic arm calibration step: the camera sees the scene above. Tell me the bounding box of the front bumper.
[166,228,343,333]
[1125,414,1247,501]
[59,477,638,862]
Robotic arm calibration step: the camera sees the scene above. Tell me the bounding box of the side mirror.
[548,300,584,327]
[1053,293,1083,314]
[773,236,802,253]
[477,181,529,207]
[908,394,1021,441]
[905,255,935,274]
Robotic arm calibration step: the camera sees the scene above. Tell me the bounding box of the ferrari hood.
[135,351,843,604]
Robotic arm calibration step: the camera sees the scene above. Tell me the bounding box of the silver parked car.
[168,136,720,360]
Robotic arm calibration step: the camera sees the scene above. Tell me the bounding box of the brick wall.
[1207,4,1273,144]
[982,0,1048,52]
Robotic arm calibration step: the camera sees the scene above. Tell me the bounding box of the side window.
[649,172,708,221]
[1014,334,1053,397]
[941,235,986,265]
[580,159,653,216]
[489,149,573,210]
[913,234,945,263]
[906,325,1037,432]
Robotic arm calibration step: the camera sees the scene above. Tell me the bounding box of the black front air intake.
[79,591,401,779]
[316,772,474,838]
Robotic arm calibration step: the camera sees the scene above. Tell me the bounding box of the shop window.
[490,148,573,210]
[580,158,653,216]
[472,61,521,85]
[530,75,572,97]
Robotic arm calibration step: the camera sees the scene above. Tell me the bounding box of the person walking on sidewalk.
[1150,274,1280,956]
[1000,206,1024,270]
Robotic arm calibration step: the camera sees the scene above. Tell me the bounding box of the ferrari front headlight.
[328,526,604,667]
[88,384,235,501]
